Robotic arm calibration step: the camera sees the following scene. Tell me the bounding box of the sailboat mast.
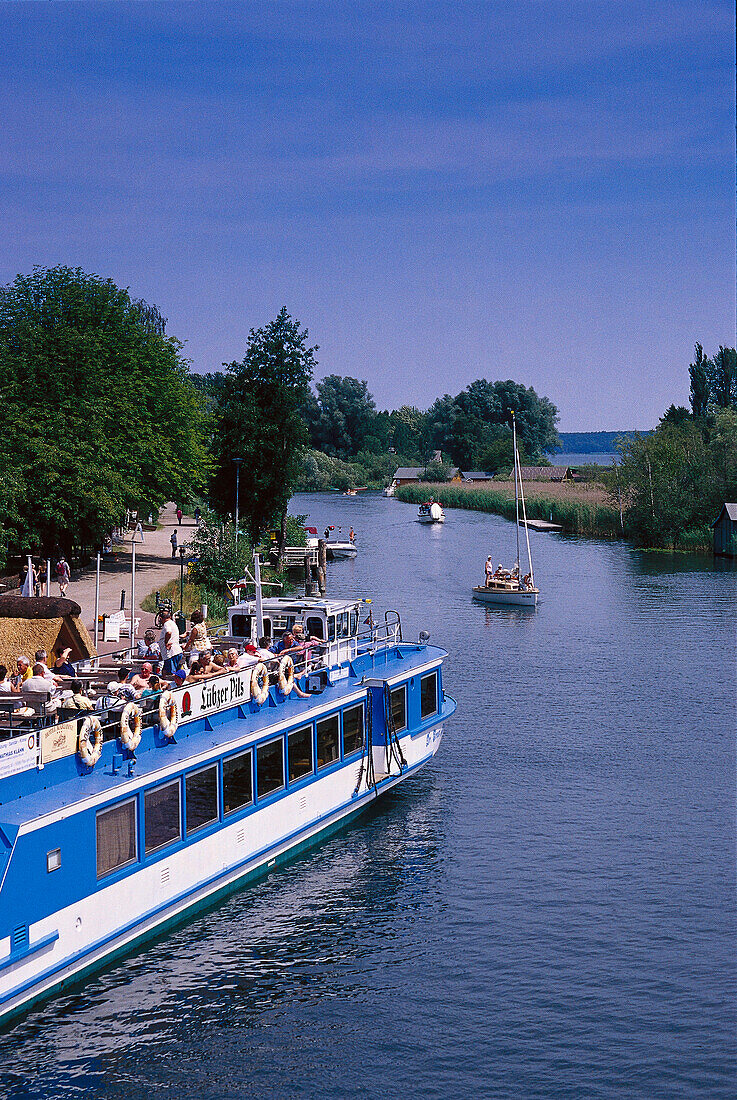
[513,413,521,569]
[518,454,534,587]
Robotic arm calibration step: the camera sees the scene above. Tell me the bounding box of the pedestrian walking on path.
[171,530,178,558]
[176,507,183,525]
[135,520,144,543]
[55,556,71,597]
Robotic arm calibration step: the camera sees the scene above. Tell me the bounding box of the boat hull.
[472,585,538,608]
[0,705,452,1029]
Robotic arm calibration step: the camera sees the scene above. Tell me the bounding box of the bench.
[103,610,141,642]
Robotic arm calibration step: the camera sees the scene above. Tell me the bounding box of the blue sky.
[1,1,733,429]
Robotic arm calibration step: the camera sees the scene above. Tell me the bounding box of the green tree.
[389,405,426,459]
[0,266,209,561]
[706,346,737,410]
[210,308,317,546]
[308,375,378,459]
[689,343,710,418]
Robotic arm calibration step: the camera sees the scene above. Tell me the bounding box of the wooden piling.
[317,539,327,595]
[304,551,313,596]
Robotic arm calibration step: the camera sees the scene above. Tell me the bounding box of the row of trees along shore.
[0,265,733,575]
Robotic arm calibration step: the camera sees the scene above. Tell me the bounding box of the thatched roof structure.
[0,595,96,668]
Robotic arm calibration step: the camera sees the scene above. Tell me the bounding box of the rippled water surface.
[2,494,735,1098]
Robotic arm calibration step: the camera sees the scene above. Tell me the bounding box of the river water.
[2,492,735,1099]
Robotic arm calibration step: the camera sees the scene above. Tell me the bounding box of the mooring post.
[317,539,327,595]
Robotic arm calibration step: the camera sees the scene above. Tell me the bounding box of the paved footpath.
[62,502,195,640]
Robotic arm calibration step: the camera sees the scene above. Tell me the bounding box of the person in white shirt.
[21,664,58,708]
[236,644,259,670]
[158,611,183,676]
[35,649,62,686]
[0,665,15,693]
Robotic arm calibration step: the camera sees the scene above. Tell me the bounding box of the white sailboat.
[472,413,539,608]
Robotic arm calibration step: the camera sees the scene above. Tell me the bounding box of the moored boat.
[0,581,454,1027]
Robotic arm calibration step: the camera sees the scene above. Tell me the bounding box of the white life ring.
[78,715,103,767]
[278,655,294,695]
[120,702,143,751]
[251,662,269,706]
[158,690,179,738]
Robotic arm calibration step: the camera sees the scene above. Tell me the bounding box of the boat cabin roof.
[229,596,361,616]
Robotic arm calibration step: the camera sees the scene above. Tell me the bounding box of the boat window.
[327,616,336,642]
[343,704,364,756]
[145,780,181,855]
[231,615,250,638]
[96,799,137,879]
[420,672,438,720]
[306,616,323,639]
[350,608,359,635]
[257,737,284,799]
[316,714,339,769]
[288,724,313,783]
[390,685,407,732]
[223,749,253,815]
[186,764,219,835]
[262,618,272,640]
[337,612,350,639]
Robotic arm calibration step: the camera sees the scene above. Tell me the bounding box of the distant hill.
[552,431,651,454]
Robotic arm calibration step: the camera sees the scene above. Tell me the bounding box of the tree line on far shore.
[0,265,732,569]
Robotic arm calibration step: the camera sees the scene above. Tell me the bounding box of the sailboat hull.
[472,585,538,608]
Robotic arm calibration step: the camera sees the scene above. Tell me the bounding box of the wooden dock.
[519,518,563,532]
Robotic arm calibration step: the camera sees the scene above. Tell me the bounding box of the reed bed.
[396,482,623,539]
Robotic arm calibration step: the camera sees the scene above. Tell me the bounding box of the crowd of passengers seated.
[0,627,320,717]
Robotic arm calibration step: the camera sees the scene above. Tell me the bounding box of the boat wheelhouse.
[0,592,455,1028]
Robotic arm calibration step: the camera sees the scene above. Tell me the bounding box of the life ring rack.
[120,702,143,751]
[78,715,103,768]
[251,662,269,706]
[159,690,179,738]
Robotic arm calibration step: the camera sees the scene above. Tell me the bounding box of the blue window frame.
[145,779,181,855]
[223,748,253,816]
[342,703,364,757]
[288,724,313,784]
[420,672,438,720]
[185,764,219,835]
[96,797,137,879]
[257,736,285,799]
[316,713,339,770]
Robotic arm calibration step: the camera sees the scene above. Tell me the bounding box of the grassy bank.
[396,482,623,538]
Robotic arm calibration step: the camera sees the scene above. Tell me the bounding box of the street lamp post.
[234,458,243,548]
[178,545,186,615]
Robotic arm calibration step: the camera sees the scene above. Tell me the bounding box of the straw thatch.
[0,595,96,669]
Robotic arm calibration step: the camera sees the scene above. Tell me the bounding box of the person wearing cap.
[237,643,259,670]
[171,667,188,687]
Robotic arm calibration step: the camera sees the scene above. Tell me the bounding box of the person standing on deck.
[485,556,494,586]
[170,530,178,559]
[158,609,183,677]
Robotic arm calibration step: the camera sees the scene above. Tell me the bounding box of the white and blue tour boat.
[0,585,455,1027]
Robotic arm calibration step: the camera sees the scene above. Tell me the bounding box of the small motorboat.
[417,500,444,524]
[306,535,358,560]
[472,576,538,608]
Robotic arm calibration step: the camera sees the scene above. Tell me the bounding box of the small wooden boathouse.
[711,503,737,557]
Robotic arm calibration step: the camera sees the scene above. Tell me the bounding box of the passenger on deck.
[129,663,154,693]
[184,610,211,664]
[141,673,167,697]
[225,649,241,671]
[237,643,259,670]
[256,637,273,661]
[171,668,188,689]
[137,629,162,663]
[273,631,295,656]
[107,667,139,703]
[67,679,95,711]
[485,556,494,585]
[522,573,532,590]
[35,650,62,686]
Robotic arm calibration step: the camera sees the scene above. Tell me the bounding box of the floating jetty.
[519,519,562,532]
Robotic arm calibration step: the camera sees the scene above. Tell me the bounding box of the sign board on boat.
[40,720,79,764]
[176,669,252,720]
[0,733,38,779]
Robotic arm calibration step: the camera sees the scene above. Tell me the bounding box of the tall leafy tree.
[0,266,209,560]
[308,375,378,459]
[210,308,317,545]
[689,343,710,419]
[706,346,737,410]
